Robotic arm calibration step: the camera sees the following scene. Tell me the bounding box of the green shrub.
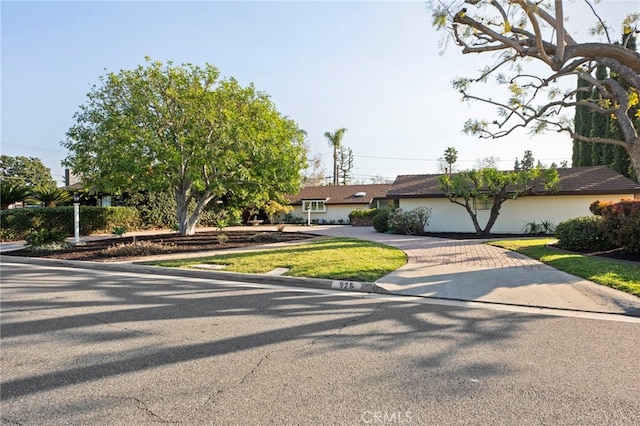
[122,191,176,229]
[112,225,128,237]
[387,207,431,235]
[372,209,392,233]
[198,207,243,227]
[25,228,69,250]
[217,234,229,244]
[282,213,305,224]
[555,216,614,252]
[101,240,175,257]
[522,220,556,235]
[600,200,640,255]
[349,208,379,220]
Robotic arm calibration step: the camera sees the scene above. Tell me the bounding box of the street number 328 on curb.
[331,280,363,291]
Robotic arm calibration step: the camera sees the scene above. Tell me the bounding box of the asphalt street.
[2,262,639,425]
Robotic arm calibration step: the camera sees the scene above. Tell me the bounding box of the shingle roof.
[387,166,640,198]
[286,184,392,205]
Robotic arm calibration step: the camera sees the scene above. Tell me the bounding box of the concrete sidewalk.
[308,225,640,316]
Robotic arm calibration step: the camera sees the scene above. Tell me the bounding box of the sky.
[2,0,638,185]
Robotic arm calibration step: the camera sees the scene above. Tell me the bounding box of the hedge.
[349,208,379,220]
[555,216,615,252]
[1,207,141,241]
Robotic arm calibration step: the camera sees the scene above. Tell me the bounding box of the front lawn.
[152,237,407,282]
[487,239,640,297]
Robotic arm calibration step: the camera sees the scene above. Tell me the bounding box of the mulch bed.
[546,244,640,263]
[2,231,316,262]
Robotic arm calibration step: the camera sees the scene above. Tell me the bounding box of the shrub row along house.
[286,167,640,233]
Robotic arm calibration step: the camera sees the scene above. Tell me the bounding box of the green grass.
[487,239,640,297]
[151,237,407,282]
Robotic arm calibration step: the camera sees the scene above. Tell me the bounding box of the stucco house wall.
[289,204,356,223]
[399,193,637,233]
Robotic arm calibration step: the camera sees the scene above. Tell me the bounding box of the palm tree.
[31,186,73,207]
[0,182,31,209]
[324,128,348,186]
[444,147,458,176]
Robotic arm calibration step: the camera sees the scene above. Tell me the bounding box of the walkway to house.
[303,225,640,316]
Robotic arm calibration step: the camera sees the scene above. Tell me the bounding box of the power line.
[2,143,68,154]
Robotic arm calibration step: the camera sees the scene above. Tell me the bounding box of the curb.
[0,255,390,295]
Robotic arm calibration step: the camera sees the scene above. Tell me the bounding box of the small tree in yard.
[263,200,293,224]
[63,58,306,235]
[0,182,31,209]
[31,186,72,207]
[439,166,559,236]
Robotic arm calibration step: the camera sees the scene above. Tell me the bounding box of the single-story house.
[387,166,640,233]
[285,184,393,224]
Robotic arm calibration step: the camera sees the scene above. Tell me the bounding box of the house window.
[474,197,493,211]
[302,200,326,213]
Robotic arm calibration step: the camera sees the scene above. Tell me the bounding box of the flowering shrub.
[589,200,615,216]
[599,200,640,254]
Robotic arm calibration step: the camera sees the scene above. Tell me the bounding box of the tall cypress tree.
[572,30,637,180]
[572,77,592,166]
[589,65,611,166]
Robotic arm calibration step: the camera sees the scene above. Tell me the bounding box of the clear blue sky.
[2,0,637,185]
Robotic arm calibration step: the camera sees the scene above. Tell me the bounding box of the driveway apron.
[306,225,640,316]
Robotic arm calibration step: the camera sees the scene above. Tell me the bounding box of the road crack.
[99,395,176,423]
[297,303,385,353]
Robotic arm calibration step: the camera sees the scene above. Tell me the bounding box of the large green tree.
[324,128,348,186]
[0,155,56,189]
[429,1,640,181]
[439,163,559,236]
[63,59,307,235]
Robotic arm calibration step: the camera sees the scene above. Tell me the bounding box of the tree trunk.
[461,200,483,235]
[333,144,338,186]
[479,198,504,236]
[176,190,191,236]
[629,141,640,183]
[185,189,215,236]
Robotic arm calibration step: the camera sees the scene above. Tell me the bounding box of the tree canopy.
[62,58,307,235]
[0,155,56,189]
[429,0,640,181]
[438,157,559,236]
